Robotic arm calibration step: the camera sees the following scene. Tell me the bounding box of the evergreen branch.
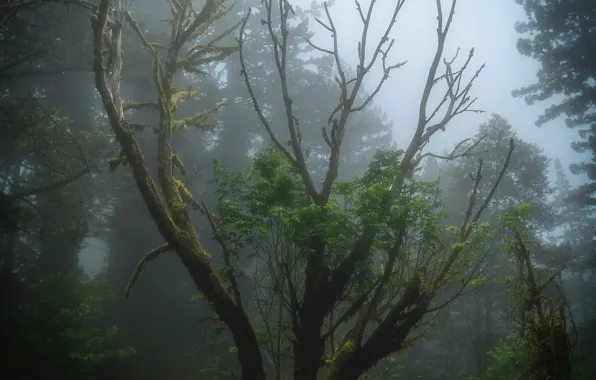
[4,167,91,200]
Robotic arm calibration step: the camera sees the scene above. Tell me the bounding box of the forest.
[0,0,594,379]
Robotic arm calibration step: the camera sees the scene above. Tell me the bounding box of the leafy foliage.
[469,336,532,380]
[3,272,134,379]
[208,141,506,378]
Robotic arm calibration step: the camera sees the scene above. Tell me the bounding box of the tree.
[514,1,596,367]
[0,0,111,282]
[92,1,515,379]
[513,0,596,205]
[440,114,554,232]
[0,4,134,377]
[395,115,555,378]
[236,1,511,379]
[551,159,596,374]
[498,206,573,380]
[90,1,266,379]
[97,2,392,376]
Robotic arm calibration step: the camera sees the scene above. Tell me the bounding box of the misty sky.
[301,0,589,187]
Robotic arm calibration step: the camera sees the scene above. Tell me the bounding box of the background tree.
[514,2,596,373]
[381,114,555,379]
[513,0,596,206]
[550,158,596,375]
[0,2,134,378]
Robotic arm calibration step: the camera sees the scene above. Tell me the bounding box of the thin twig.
[200,201,243,308]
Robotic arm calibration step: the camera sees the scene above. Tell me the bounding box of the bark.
[326,301,430,380]
[473,292,483,373]
[484,290,494,366]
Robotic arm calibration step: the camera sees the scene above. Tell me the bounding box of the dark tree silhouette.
[514,0,596,205]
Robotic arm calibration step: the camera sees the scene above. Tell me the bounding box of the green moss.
[326,339,356,368]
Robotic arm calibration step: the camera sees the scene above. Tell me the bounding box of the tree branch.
[414,134,488,167]
[237,8,299,170]
[200,201,243,308]
[125,243,171,298]
[401,0,485,175]
[436,138,515,285]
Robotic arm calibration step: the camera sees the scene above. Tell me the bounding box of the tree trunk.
[293,308,326,380]
[473,292,484,374]
[484,290,494,363]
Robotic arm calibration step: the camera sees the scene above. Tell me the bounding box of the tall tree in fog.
[513,2,596,370]
[99,2,386,377]
[551,158,596,370]
[514,0,596,206]
[0,1,102,277]
[441,114,553,231]
[0,3,132,377]
[102,3,394,376]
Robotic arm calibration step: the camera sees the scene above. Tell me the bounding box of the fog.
[307,0,589,186]
[2,0,594,379]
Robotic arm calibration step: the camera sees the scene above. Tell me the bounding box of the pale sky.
[301,0,590,187]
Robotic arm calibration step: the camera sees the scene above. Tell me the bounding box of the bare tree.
[237,1,512,379]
